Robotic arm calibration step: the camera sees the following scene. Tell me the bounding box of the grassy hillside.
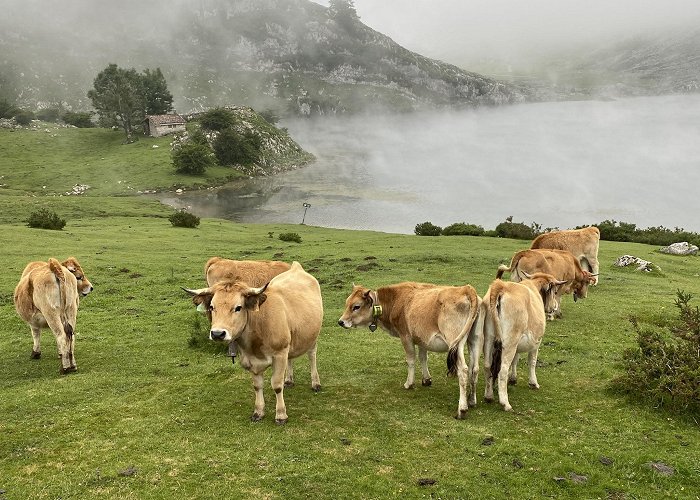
[0,202,699,498]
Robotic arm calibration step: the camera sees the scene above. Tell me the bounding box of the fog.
[162,95,700,233]
[313,0,700,68]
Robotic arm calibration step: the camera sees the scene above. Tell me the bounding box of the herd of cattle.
[13,226,600,424]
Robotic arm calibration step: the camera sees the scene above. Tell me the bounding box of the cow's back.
[205,257,291,287]
[14,262,79,323]
[531,227,600,255]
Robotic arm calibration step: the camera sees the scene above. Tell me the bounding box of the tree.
[173,142,215,175]
[142,67,174,115]
[199,107,236,131]
[212,128,260,166]
[328,0,360,34]
[88,64,145,143]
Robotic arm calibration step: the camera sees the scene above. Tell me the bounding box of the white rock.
[614,255,657,272]
[659,242,698,256]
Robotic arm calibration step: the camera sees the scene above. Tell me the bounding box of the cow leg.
[418,346,431,386]
[455,334,470,419]
[527,348,540,389]
[285,359,294,387]
[588,256,600,285]
[498,341,519,412]
[508,353,519,385]
[482,316,495,403]
[399,336,417,389]
[271,353,289,424]
[307,344,321,392]
[467,311,484,407]
[45,317,73,374]
[251,371,265,422]
[30,324,42,359]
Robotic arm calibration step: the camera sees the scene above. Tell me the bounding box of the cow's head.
[572,270,597,302]
[523,272,567,315]
[62,257,94,296]
[338,285,377,330]
[183,281,268,342]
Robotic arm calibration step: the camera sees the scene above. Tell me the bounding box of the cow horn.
[181,286,211,296]
[249,282,270,296]
[554,279,568,285]
[521,271,532,279]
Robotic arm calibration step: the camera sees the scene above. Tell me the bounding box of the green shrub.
[442,222,485,236]
[27,208,66,230]
[584,220,700,247]
[414,221,442,236]
[14,109,35,126]
[613,291,700,415]
[0,99,20,119]
[494,218,538,240]
[198,108,236,131]
[188,129,210,147]
[173,142,215,175]
[35,108,61,122]
[62,111,94,128]
[279,232,302,243]
[212,128,260,166]
[169,210,200,228]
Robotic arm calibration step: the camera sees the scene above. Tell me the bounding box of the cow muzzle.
[210,329,228,341]
[337,319,351,329]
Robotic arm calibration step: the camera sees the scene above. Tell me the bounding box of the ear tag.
[196,303,206,313]
[369,322,377,332]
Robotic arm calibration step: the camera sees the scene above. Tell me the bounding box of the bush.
[188,128,210,147]
[442,222,485,236]
[212,128,260,166]
[613,291,700,415]
[173,142,215,175]
[62,111,94,128]
[14,109,35,126]
[35,108,61,122]
[414,221,442,236]
[27,209,66,230]
[584,220,700,247]
[279,232,302,243]
[0,99,20,119]
[169,210,200,228]
[494,218,538,240]
[199,108,236,131]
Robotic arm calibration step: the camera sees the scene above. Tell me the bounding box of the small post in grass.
[301,202,311,225]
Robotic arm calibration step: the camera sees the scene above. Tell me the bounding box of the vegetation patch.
[168,210,200,228]
[27,208,66,230]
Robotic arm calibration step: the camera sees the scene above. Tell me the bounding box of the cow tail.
[489,289,504,383]
[496,251,522,279]
[48,258,72,338]
[447,287,480,377]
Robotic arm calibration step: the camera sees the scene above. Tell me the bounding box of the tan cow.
[530,226,600,284]
[481,273,565,411]
[496,248,596,319]
[338,282,481,418]
[203,257,292,371]
[14,257,93,374]
[184,261,323,424]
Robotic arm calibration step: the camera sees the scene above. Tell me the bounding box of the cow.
[183,261,322,424]
[338,282,481,419]
[480,273,566,411]
[13,257,94,374]
[496,248,596,319]
[530,226,600,284]
[203,257,291,370]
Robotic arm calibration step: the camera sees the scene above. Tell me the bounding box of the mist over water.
[160,95,700,234]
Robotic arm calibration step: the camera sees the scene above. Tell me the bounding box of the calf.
[338,282,481,418]
[184,261,323,424]
[14,257,93,374]
[481,273,565,411]
[531,226,600,284]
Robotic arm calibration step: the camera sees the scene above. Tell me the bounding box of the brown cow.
[496,248,596,319]
[530,226,600,284]
[338,282,481,418]
[481,273,565,411]
[203,257,292,371]
[14,257,93,374]
[184,261,323,424]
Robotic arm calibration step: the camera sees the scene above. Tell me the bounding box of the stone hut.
[143,114,186,137]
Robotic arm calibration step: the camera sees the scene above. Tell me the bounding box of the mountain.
[0,0,528,116]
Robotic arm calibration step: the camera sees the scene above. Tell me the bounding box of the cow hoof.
[311,384,321,393]
[251,413,264,422]
[275,418,288,425]
[230,357,236,366]
[284,380,295,388]
[30,350,41,359]
[454,409,468,420]
[508,379,517,386]
[404,383,415,390]
[484,396,494,403]
[422,378,432,387]
[468,400,477,408]
[59,366,77,375]
[502,404,513,412]
[529,383,540,390]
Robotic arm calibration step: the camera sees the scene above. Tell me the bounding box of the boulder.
[659,242,698,256]
[614,255,657,272]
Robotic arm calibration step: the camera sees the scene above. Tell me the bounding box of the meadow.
[0,126,699,499]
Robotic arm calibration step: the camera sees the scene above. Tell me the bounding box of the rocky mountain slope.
[0,0,527,116]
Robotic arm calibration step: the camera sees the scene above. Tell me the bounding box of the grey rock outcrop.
[614,255,658,272]
[659,242,698,255]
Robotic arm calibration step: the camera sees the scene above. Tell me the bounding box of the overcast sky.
[312,0,700,67]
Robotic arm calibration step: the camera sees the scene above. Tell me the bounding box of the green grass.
[0,211,698,499]
[1,124,699,499]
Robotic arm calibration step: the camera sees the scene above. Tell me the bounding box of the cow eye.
[208,305,214,312]
[234,305,242,313]
[352,304,361,311]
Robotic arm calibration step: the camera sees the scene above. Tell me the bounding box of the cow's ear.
[192,293,213,308]
[362,289,372,301]
[244,293,266,310]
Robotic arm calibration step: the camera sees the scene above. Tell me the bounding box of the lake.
[158,95,700,234]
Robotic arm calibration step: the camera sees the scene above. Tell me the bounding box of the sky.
[312,0,700,68]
